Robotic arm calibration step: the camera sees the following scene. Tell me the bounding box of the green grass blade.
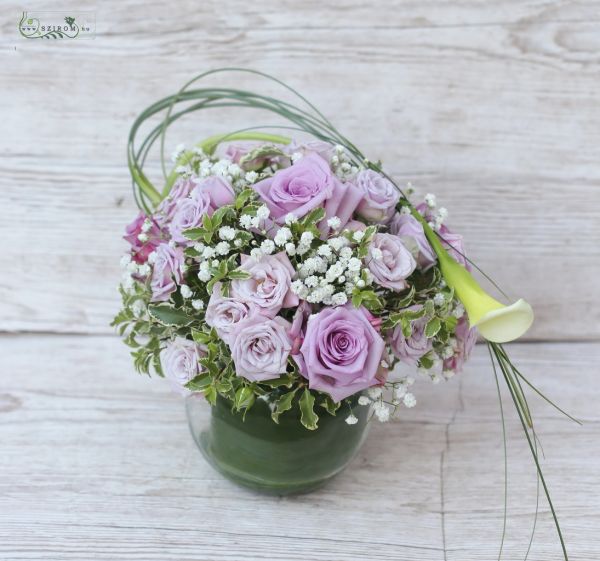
[491,343,569,561]
[488,343,508,561]
[497,345,582,425]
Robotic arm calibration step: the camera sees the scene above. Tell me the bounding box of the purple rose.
[294,304,385,402]
[321,179,363,238]
[252,153,335,222]
[286,139,337,162]
[155,178,194,227]
[160,337,205,395]
[367,233,417,291]
[354,169,400,224]
[389,212,436,270]
[205,283,259,344]
[123,212,161,264]
[344,219,367,232]
[415,203,470,270]
[169,176,235,243]
[230,252,299,317]
[443,315,477,374]
[168,195,205,244]
[150,242,184,302]
[221,141,258,164]
[253,152,362,236]
[438,225,470,270]
[219,141,290,169]
[289,301,312,340]
[229,317,292,382]
[389,305,433,365]
[124,212,148,248]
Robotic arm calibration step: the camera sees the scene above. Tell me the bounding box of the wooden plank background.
[1,339,598,560]
[1,1,599,560]
[1,0,600,339]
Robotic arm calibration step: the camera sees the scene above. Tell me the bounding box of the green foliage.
[130,336,161,375]
[239,145,289,170]
[203,385,218,405]
[418,353,436,370]
[112,284,166,378]
[235,188,257,210]
[234,386,256,412]
[228,269,252,280]
[276,206,327,243]
[195,335,236,404]
[299,388,319,430]
[205,254,252,294]
[384,304,426,333]
[423,299,435,316]
[185,373,211,391]
[319,395,341,416]
[300,207,326,227]
[271,388,298,423]
[181,227,208,242]
[191,327,215,345]
[259,373,296,389]
[425,317,441,338]
[148,304,194,327]
[390,285,416,310]
[356,225,377,258]
[351,289,382,312]
[183,205,236,244]
[410,266,443,294]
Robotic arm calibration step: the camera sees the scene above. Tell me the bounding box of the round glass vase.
[186,393,370,495]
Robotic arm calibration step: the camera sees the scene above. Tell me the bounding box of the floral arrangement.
[115,137,478,426]
[114,69,577,560]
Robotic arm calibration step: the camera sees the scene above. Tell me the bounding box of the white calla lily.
[471,298,534,343]
[413,210,534,343]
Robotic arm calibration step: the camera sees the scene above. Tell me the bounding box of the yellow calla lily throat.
[411,209,534,343]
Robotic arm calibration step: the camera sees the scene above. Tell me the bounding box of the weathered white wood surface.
[0,338,597,560]
[0,0,599,339]
[0,2,598,560]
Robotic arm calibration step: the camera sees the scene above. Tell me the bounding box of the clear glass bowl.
[186,393,370,495]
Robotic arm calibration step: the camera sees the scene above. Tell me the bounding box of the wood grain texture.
[1,1,600,338]
[0,336,597,560]
[0,4,598,559]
